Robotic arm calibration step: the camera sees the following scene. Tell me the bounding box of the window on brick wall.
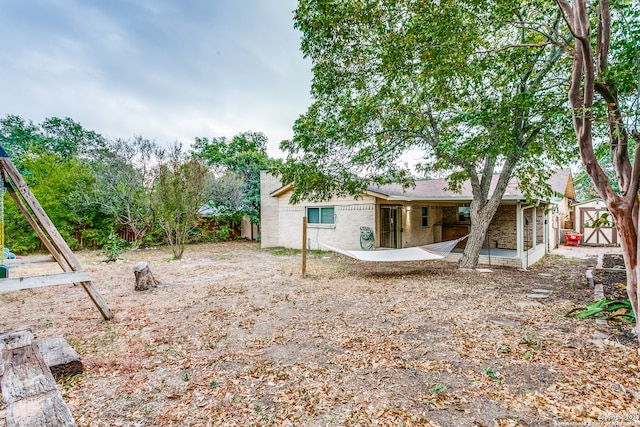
[421,207,429,227]
[458,206,471,222]
[307,207,335,224]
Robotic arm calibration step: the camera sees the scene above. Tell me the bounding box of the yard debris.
[0,241,637,425]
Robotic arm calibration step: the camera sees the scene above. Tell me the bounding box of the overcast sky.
[0,1,312,158]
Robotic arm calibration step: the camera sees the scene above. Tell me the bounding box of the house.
[260,169,575,268]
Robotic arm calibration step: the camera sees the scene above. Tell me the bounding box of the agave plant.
[567,298,635,323]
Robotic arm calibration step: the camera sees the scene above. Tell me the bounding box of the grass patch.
[266,247,329,259]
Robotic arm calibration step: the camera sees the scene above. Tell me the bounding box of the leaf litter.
[0,242,638,426]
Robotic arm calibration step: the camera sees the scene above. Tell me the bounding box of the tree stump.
[134,262,160,291]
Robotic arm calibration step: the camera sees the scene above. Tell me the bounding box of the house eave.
[270,183,293,197]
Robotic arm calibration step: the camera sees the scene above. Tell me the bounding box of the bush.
[102,233,127,262]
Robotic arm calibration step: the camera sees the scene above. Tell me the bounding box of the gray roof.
[368,169,573,202]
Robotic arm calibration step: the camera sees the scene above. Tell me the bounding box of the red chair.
[565,233,582,247]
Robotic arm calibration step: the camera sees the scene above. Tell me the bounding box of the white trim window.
[307,207,335,225]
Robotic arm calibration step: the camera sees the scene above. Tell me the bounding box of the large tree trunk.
[555,0,640,345]
[459,201,498,269]
[610,204,640,328]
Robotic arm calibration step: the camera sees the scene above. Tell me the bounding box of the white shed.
[573,198,618,246]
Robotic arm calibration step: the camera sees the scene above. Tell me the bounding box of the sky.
[0,0,312,158]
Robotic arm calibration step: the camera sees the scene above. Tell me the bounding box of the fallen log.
[0,327,77,427]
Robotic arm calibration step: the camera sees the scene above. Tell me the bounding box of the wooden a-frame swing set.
[0,145,113,321]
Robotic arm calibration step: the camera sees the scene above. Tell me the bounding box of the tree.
[0,115,42,159]
[193,131,274,225]
[91,136,157,243]
[152,144,212,260]
[40,116,107,159]
[206,172,246,217]
[4,148,100,252]
[282,0,574,268]
[553,0,640,343]
[0,115,106,160]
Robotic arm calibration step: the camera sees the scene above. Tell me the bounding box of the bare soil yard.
[1,241,639,426]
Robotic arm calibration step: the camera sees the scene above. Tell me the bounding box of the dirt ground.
[1,241,639,426]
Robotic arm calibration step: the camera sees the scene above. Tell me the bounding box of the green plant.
[566,297,636,323]
[102,232,127,262]
[482,367,503,384]
[400,358,416,375]
[521,329,540,349]
[430,383,448,394]
[214,224,233,242]
[584,212,614,228]
[268,247,300,256]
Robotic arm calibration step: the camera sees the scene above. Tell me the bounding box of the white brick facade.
[259,171,282,248]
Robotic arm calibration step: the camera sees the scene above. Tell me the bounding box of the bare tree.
[92,136,157,243]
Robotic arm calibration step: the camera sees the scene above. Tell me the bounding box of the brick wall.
[401,205,442,247]
[489,205,517,250]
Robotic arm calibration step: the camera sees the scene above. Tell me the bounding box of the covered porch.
[447,244,547,269]
[382,199,551,269]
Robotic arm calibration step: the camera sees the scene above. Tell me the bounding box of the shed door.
[580,208,617,246]
[380,205,402,248]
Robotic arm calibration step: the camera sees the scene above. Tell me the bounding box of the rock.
[515,301,542,308]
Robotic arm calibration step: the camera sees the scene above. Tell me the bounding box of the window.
[458,206,471,222]
[421,207,429,227]
[307,207,335,225]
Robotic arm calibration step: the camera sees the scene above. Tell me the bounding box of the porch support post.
[516,203,524,261]
[532,206,537,248]
[543,208,549,253]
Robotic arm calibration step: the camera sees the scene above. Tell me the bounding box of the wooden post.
[302,216,307,278]
[0,327,77,427]
[5,185,70,270]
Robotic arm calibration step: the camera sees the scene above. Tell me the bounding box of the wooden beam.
[0,157,80,270]
[0,154,114,320]
[34,337,83,380]
[5,255,56,266]
[0,327,77,427]
[0,271,91,292]
[5,184,71,271]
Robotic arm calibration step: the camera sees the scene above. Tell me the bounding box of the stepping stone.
[476,268,493,273]
[490,318,521,328]
[532,289,551,293]
[593,330,611,340]
[503,311,522,317]
[538,273,553,277]
[515,301,542,308]
[527,293,550,299]
[535,283,553,288]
